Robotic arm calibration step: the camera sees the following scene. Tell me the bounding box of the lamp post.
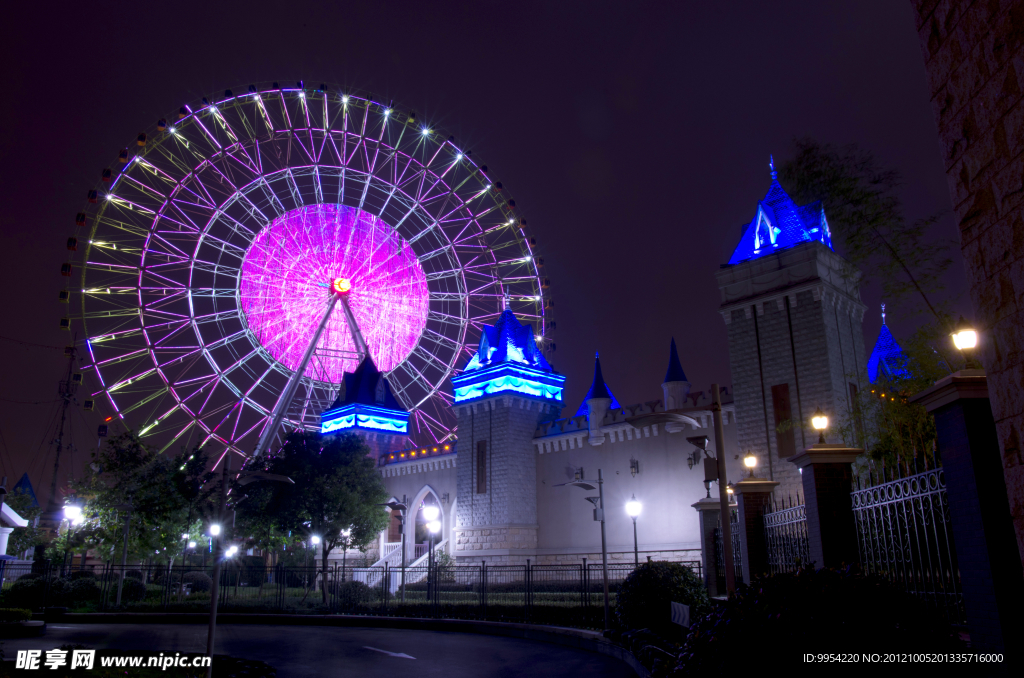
[379,500,408,602]
[556,469,611,631]
[423,505,440,608]
[110,501,133,607]
[625,495,641,567]
[952,315,981,369]
[812,408,828,444]
[340,528,352,582]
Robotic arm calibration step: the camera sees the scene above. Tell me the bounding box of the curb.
[60,613,650,677]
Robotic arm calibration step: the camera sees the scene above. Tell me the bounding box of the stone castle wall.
[912,0,1024,565]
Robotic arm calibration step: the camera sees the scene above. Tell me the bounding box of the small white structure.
[0,502,29,556]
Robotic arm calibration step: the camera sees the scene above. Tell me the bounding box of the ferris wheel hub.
[331,277,352,295]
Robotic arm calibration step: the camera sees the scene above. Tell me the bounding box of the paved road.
[5,624,636,677]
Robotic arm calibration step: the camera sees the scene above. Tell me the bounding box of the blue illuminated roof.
[575,353,621,417]
[867,307,911,383]
[664,338,688,383]
[12,473,39,508]
[463,308,552,373]
[321,355,409,435]
[726,167,834,265]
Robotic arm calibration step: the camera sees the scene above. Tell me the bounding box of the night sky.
[0,1,967,508]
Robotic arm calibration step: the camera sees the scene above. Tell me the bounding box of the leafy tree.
[73,433,216,565]
[3,489,45,558]
[778,140,968,471]
[238,431,389,603]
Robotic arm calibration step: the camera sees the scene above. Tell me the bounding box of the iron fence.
[762,498,810,574]
[852,467,965,625]
[713,511,743,588]
[0,558,701,629]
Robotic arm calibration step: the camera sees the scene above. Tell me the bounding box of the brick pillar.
[691,498,722,596]
[733,478,780,583]
[787,444,861,568]
[911,371,1024,654]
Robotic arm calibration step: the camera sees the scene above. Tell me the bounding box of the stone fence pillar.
[787,444,861,569]
[692,496,735,596]
[911,371,1023,654]
[0,527,12,556]
[733,478,779,582]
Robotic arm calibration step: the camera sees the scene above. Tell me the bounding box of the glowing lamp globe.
[209,524,221,537]
[812,407,828,444]
[63,505,83,523]
[422,505,440,522]
[625,494,642,518]
[743,454,757,477]
[188,541,197,549]
[952,316,978,350]
[427,520,441,534]
[332,277,352,295]
[311,535,321,545]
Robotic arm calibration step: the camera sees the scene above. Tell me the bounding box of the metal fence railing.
[0,558,702,629]
[713,511,743,588]
[761,498,810,574]
[852,467,965,625]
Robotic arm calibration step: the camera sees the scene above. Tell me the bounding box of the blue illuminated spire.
[452,307,564,404]
[575,353,621,417]
[866,303,912,383]
[726,160,834,265]
[321,355,410,436]
[663,338,688,383]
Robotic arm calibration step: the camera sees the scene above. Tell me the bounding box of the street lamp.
[423,505,441,608]
[555,469,611,632]
[952,315,981,369]
[379,499,409,603]
[625,495,642,567]
[340,528,352,582]
[209,524,222,537]
[812,408,828,444]
[743,454,757,478]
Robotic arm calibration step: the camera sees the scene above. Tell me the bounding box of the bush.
[69,570,97,581]
[0,608,32,622]
[330,580,373,608]
[4,577,67,609]
[182,571,212,593]
[117,577,147,603]
[674,566,964,672]
[15,573,43,581]
[66,578,101,604]
[615,561,709,635]
[124,569,144,581]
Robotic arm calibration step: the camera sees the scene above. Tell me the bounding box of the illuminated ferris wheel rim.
[68,82,550,461]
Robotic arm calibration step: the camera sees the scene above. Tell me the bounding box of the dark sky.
[0,1,967,508]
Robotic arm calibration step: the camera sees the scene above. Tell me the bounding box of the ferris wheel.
[63,82,549,466]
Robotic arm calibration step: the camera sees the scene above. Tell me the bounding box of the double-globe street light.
[423,505,441,607]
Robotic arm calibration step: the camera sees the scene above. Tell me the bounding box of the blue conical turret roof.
[575,353,621,417]
[726,160,834,265]
[867,304,911,383]
[463,308,552,373]
[663,338,688,383]
[328,354,405,411]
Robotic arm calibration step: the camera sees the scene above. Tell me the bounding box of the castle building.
[715,164,866,497]
[322,164,869,571]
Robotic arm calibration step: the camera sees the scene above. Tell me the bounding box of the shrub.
[66,578,101,604]
[4,577,67,609]
[69,570,97,581]
[15,573,43,581]
[615,561,709,635]
[674,566,963,672]
[182,571,212,593]
[0,608,32,622]
[124,569,144,581]
[330,580,373,608]
[117,577,147,603]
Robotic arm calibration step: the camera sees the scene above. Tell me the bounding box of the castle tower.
[578,353,619,446]
[451,308,565,563]
[320,355,411,458]
[866,304,912,384]
[662,338,692,410]
[715,163,866,496]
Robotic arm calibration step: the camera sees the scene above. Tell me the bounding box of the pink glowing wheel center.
[239,204,429,383]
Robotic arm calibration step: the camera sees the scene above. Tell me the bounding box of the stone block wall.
[454,394,559,563]
[911,0,1024,566]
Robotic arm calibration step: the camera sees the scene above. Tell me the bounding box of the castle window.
[771,383,796,460]
[476,440,487,494]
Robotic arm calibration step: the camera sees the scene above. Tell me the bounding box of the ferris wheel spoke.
[156,419,196,455]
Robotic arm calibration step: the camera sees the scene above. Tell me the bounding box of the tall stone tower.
[715,164,866,496]
[451,307,565,563]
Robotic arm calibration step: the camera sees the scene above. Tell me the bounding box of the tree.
[779,140,965,470]
[4,489,45,558]
[74,433,216,565]
[238,431,389,603]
